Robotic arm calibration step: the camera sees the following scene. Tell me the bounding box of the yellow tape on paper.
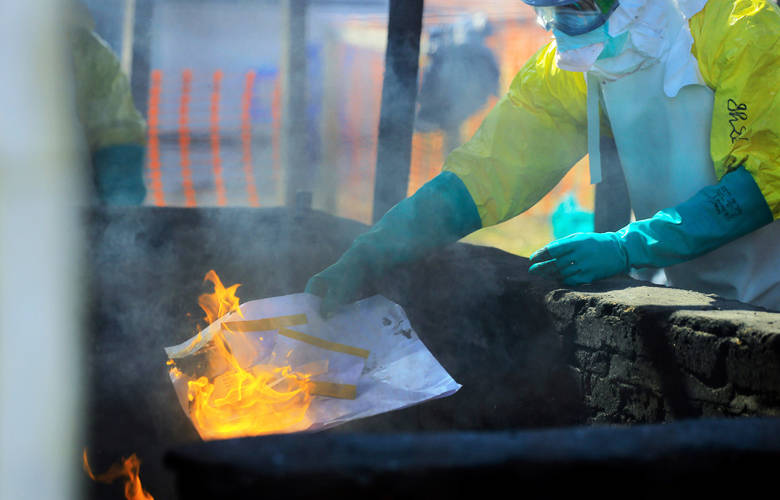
[310,381,358,400]
[222,314,308,332]
[278,327,370,359]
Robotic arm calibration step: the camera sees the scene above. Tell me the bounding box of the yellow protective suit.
[69,4,145,153]
[68,2,147,204]
[444,0,780,226]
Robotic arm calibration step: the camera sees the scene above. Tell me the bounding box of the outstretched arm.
[307,41,590,315]
[529,166,773,285]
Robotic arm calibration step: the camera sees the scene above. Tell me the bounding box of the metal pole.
[371,0,424,223]
[281,0,310,208]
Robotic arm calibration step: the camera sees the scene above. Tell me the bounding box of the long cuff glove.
[305,171,482,316]
[93,144,147,205]
[529,166,773,286]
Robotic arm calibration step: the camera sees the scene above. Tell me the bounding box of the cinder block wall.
[381,242,780,428]
[545,283,780,423]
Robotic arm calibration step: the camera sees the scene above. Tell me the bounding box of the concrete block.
[575,310,639,353]
[725,335,780,397]
[667,325,728,385]
[608,355,663,392]
[621,385,664,423]
[681,373,733,405]
[574,349,610,376]
[590,376,622,416]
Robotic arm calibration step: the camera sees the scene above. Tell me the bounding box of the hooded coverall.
[307,0,780,313]
[445,0,780,309]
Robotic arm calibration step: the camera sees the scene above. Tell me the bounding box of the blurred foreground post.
[281,0,311,208]
[372,0,424,222]
[0,1,84,500]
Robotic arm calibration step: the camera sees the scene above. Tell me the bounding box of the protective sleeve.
[442,41,589,227]
[70,27,147,152]
[620,166,773,269]
[689,0,780,219]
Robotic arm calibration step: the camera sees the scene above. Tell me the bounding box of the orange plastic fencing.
[145,68,280,208]
[178,69,197,207]
[146,69,165,206]
[241,70,261,207]
[209,70,227,206]
[144,13,591,217]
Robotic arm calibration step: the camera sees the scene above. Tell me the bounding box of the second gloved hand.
[528,167,773,287]
[528,232,629,286]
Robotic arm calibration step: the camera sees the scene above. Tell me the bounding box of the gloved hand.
[92,144,147,205]
[306,171,482,316]
[304,240,380,316]
[529,166,773,285]
[529,232,629,286]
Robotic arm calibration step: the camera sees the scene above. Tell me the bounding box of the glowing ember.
[82,449,154,500]
[169,270,316,440]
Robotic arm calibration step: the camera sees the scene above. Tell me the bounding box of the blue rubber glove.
[529,166,773,286]
[305,171,482,316]
[92,144,146,205]
[528,232,629,285]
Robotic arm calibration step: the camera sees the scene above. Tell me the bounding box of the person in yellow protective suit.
[306,0,780,313]
[68,1,147,205]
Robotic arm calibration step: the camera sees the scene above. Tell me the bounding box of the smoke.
[80,2,557,496]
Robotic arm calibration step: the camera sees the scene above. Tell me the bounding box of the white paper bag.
[165,293,460,440]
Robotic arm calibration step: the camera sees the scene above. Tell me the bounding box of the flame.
[184,328,314,440]
[198,269,243,324]
[172,271,315,440]
[82,449,154,500]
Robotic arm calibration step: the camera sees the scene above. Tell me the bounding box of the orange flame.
[82,449,154,500]
[198,270,243,325]
[172,271,315,440]
[185,330,314,439]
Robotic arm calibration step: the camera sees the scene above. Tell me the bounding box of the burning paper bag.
[165,293,460,440]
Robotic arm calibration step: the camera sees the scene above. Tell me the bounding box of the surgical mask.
[554,23,628,57]
[598,30,629,59]
[553,24,610,52]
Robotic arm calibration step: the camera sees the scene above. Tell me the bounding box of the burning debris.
[174,271,320,438]
[165,270,461,440]
[181,327,319,439]
[82,449,154,500]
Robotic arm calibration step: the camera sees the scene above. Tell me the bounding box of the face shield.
[524,0,620,36]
